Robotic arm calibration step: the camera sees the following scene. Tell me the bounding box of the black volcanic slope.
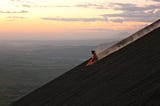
[11,25,160,105]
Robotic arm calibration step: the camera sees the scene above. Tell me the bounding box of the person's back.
[91,52,97,62]
[86,51,98,66]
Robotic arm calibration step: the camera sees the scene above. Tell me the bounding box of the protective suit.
[86,51,98,66]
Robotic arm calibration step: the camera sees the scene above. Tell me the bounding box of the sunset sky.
[0,0,159,40]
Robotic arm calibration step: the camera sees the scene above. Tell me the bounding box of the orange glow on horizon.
[0,17,150,33]
[0,0,159,39]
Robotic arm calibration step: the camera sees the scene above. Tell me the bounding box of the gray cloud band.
[42,17,107,22]
[152,0,160,2]
[24,2,159,23]
[103,3,160,22]
[21,3,108,9]
[11,0,22,1]
[0,10,28,13]
[7,16,26,19]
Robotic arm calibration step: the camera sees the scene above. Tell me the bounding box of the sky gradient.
[0,0,159,40]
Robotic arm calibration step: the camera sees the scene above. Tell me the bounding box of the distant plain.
[0,40,115,106]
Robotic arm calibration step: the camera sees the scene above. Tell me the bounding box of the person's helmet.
[91,50,95,54]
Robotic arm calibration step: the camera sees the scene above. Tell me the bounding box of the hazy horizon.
[0,38,120,47]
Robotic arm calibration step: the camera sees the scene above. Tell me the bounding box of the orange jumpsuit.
[86,53,97,66]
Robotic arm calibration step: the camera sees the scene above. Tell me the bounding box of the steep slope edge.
[97,19,160,59]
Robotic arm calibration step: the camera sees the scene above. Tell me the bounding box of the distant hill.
[10,19,160,106]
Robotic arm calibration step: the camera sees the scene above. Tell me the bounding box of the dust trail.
[97,19,160,60]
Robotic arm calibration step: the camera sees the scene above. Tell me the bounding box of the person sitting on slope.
[86,50,98,66]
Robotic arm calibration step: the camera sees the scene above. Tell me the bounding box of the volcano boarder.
[86,50,98,66]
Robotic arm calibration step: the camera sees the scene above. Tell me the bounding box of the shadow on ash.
[10,19,160,106]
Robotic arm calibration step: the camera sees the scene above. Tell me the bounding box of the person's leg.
[86,60,93,66]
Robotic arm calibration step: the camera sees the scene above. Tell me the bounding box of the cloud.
[103,3,160,22]
[80,28,109,31]
[7,16,26,19]
[75,3,108,9]
[22,4,72,8]
[0,10,28,13]
[110,3,159,11]
[151,0,160,2]
[10,0,31,3]
[6,16,27,21]
[10,0,24,3]
[22,4,31,8]
[11,0,22,1]
[10,0,33,4]
[21,3,108,9]
[110,18,124,23]
[42,17,107,22]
